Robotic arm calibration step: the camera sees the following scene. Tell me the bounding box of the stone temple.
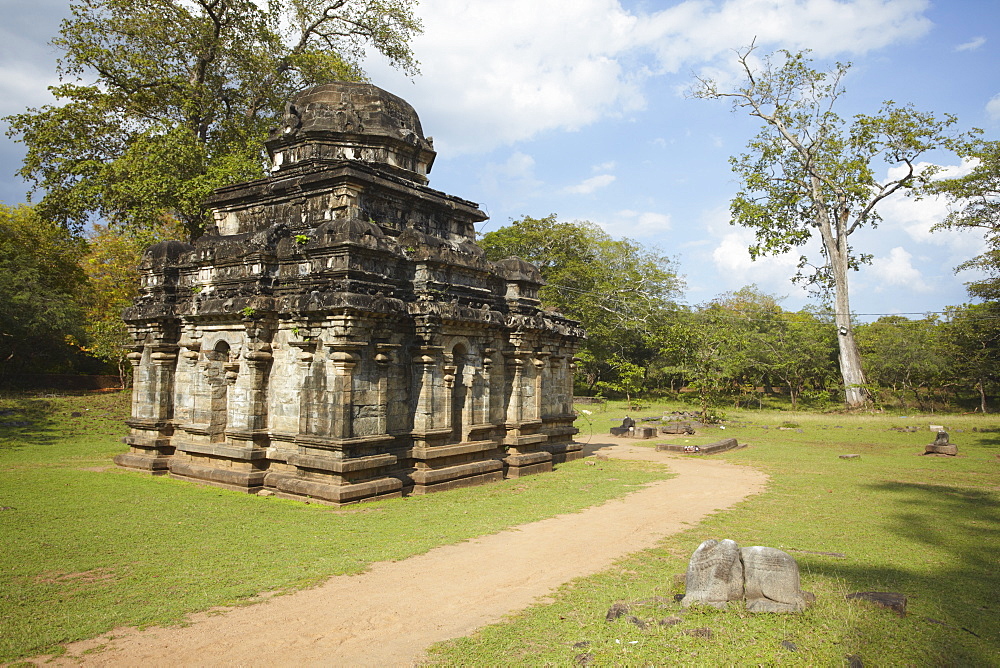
[115,82,585,505]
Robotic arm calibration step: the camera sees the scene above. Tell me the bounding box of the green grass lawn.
[0,391,666,662]
[428,402,1000,666]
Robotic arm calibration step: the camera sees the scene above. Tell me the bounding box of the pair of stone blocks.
[681,538,815,613]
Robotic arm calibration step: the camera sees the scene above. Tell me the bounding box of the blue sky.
[2,0,999,319]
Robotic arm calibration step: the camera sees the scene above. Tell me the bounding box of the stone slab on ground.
[657,438,743,455]
[846,591,907,616]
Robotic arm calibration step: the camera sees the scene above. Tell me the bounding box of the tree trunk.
[828,219,868,409]
[834,306,867,407]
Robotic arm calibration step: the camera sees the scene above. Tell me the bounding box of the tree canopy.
[931,140,1000,300]
[5,0,421,240]
[479,214,683,392]
[693,46,967,407]
[0,204,89,375]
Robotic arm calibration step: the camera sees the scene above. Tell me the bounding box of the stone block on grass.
[742,546,814,613]
[680,538,743,609]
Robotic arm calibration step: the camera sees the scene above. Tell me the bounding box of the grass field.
[429,401,1000,665]
[1,392,997,665]
[0,391,665,662]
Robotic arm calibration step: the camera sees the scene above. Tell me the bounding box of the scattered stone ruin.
[115,82,585,505]
[680,538,814,613]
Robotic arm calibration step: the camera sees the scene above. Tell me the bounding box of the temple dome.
[266,81,436,184]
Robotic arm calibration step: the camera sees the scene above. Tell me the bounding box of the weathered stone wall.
[115,82,584,505]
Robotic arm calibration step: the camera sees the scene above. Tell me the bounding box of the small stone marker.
[839,454,861,460]
[742,546,815,613]
[683,627,713,638]
[923,431,957,456]
[610,416,635,437]
[633,425,657,439]
[605,601,630,621]
[680,539,743,609]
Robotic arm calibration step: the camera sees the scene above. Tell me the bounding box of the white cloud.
[563,174,616,195]
[955,36,986,51]
[596,209,673,237]
[877,159,987,266]
[367,0,933,155]
[711,228,804,290]
[692,209,817,305]
[645,0,931,73]
[987,94,1000,121]
[870,247,931,292]
[592,161,617,172]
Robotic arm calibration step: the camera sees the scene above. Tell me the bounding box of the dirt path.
[44,439,768,667]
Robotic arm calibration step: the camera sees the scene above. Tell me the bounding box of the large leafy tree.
[931,140,1000,300]
[6,0,421,240]
[479,214,683,393]
[942,303,1000,412]
[693,46,965,407]
[856,315,949,410]
[0,204,89,375]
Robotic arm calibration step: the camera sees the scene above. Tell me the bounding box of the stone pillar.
[506,354,525,426]
[115,338,179,474]
[413,346,443,433]
[533,351,549,420]
[374,344,396,435]
[481,350,494,426]
[541,352,582,464]
[328,345,359,440]
[226,320,272,448]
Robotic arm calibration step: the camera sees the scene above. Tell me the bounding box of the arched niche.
[204,339,232,442]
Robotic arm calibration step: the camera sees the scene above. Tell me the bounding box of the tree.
[930,140,1000,300]
[693,46,965,407]
[769,308,838,409]
[942,303,1000,412]
[659,305,741,420]
[6,0,421,240]
[856,315,949,410]
[479,215,683,393]
[0,204,89,375]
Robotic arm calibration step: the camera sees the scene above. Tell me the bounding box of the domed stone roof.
[266,81,436,184]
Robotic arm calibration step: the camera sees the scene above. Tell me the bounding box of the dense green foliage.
[693,46,969,407]
[5,0,421,239]
[478,215,1000,412]
[0,204,92,376]
[479,215,683,393]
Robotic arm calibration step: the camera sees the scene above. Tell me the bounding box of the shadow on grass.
[0,396,62,451]
[812,480,998,664]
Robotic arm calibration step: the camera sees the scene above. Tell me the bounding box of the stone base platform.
[264,471,403,506]
[113,452,171,475]
[169,460,267,493]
